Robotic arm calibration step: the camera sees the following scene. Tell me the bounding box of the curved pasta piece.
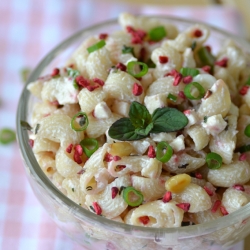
[62,177,86,207]
[52,171,65,194]
[41,77,79,104]
[207,154,250,187]
[85,175,131,219]
[163,152,206,174]
[33,136,60,154]
[35,151,56,177]
[172,183,212,213]
[192,73,217,92]
[182,48,196,68]
[108,156,162,178]
[27,79,44,99]
[103,71,144,103]
[55,147,83,178]
[37,114,84,148]
[53,103,80,118]
[236,115,250,147]
[222,187,250,214]
[129,137,156,155]
[131,175,168,202]
[126,200,184,228]
[80,166,114,195]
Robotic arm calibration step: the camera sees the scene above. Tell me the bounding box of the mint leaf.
[135,123,154,136]
[151,107,188,133]
[129,102,152,129]
[108,118,146,141]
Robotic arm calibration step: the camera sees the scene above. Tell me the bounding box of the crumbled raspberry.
[233,184,245,192]
[86,84,99,92]
[132,83,143,96]
[183,76,193,84]
[139,47,146,62]
[220,205,229,216]
[193,29,203,38]
[115,165,126,172]
[93,78,105,86]
[126,26,146,44]
[66,143,73,153]
[28,139,34,148]
[111,187,119,199]
[104,153,113,162]
[99,33,108,40]
[116,62,127,71]
[93,201,102,215]
[202,65,211,73]
[147,145,156,158]
[204,186,213,196]
[239,153,247,161]
[215,58,228,67]
[164,69,178,77]
[195,172,203,179]
[239,85,249,95]
[74,151,82,164]
[75,76,90,88]
[211,200,221,213]
[183,110,191,115]
[162,191,172,203]
[51,68,60,77]
[139,216,150,225]
[77,169,85,175]
[113,155,121,161]
[178,91,186,99]
[75,144,83,156]
[205,45,212,53]
[159,56,169,64]
[176,203,190,212]
[173,73,182,86]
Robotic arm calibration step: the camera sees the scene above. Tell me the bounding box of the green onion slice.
[156,141,173,163]
[0,128,16,145]
[206,152,222,169]
[197,47,216,67]
[122,45,134,54]
[80,138,99,157]
[87,40,106,53]
[167,93,177,102]
[246,77,250,86]
[122,186,144,207]
[238,144,250,153]
[180,67,199,77]
[71,112,89,131]
[244,124,250,137]
[127,61,148,78]
[149,26,167,41]
[184,82,205,100]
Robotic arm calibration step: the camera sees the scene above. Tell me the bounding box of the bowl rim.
[16,14,250,240]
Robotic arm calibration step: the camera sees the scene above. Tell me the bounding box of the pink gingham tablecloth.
[0,0,246,249]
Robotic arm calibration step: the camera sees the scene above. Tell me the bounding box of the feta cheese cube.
[202,114,227,136]
[169,135,185,152]
[144,94,167,114]
[183,109,199,127]
[150,132,176,142]
[111,100,130,117]
[94,101,112,119]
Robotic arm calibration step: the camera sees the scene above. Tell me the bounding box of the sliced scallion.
[127,61,148,78]
[122,186,143,207]
[244,124,250,137]
[122,45,134,54]
[206,152,222,169]
[71,112,89,131]
[80,138,99,157]
[87,40,106,53]
[197,47,216,67]
[238,144,250,153]
[167,93,177,102]
[180,67,199,77]
[246,77,250,86]
[156,141,173,163]
[184,82,205,100]
[0,128,16,145]
[149,26,167,41]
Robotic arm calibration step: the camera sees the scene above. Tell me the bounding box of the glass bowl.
[16,16,250,250]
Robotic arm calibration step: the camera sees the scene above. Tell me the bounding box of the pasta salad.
[25,13,250,228]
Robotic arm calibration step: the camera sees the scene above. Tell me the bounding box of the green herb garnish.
[148,26,167,41]
[108,102,188,141]
[87,40,106,53]
[180,67,199,77]
[122,45,134,54]
[66,67,80,89]
[20,120,32,131]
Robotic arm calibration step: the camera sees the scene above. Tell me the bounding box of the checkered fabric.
[0,0,245,249]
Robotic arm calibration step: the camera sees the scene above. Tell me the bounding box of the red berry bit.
[75,76,90,88]
[132,83,143,96]
[126,26,146,44]
[99,33,108,40]
[178,91,186,99]
[104,153,113,162]
[162,191,172,203]
[113,155,121,161]
[93,78,105,86]
[239,153,247,161]
[77,168,85,175]
[193,29,203,38]
[183,110,191,115]
[195,172,202,179]
[139,47,146,62]
[93,201,102,215]
[202,65,211,73]
[74,151,82,164]
[139,216,150,225]
[233,184,245,192]
[211,200,221,213]
[86,84,99,92]
[176,203,190,212]
[205,45,211,53]
[165,69,178,77]
[51,68,60,77]
[159,56,169,64]
[116,62,127,71]
[115,165,126,172]
[215,58,228,67]
[111,187,119,199]
[66,143,73,153]
[183,76,193,84]
[239,85,249,96]
[173,73,182,86]
[220,205,229,216]
[204,186,213,196]
[75,144,83,156]
[28,139,34,148]
[147,145,156,158]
